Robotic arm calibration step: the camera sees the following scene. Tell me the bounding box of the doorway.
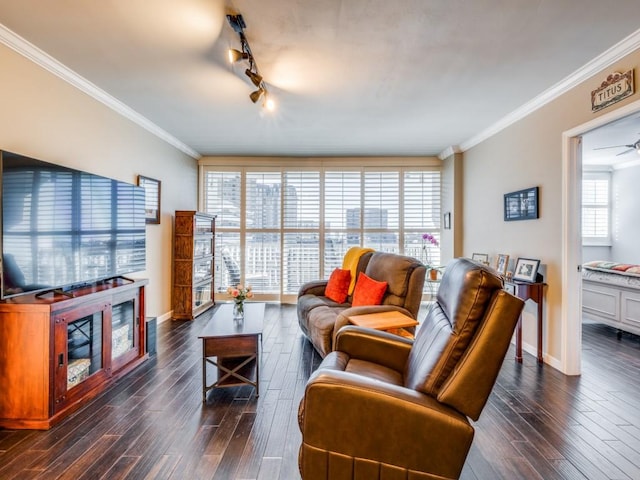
[562,98,640,375]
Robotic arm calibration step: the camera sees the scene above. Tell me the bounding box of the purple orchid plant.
[422,233,439,246]
[422,233,440,271]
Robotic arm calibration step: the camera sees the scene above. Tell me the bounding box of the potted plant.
[422,233,441,280]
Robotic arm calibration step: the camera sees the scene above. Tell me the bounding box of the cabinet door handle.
[58,353,64,367]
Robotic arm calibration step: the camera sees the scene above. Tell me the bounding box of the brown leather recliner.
[298,257,525,480]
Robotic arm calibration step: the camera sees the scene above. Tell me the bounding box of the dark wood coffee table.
[199,302,265,401]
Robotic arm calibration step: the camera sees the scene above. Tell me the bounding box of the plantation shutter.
[582,174,610,245]
[201,163,441,302]
[283,171,320,294]
[404,171,441,265]
[324,171,361,276]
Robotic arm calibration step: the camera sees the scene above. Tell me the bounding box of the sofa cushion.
[325,268,351,303]
[364,252,419,307]
[352,273,388,306]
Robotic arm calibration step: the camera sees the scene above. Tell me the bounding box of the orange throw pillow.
[325,268,351,303]
[352,272,388,306]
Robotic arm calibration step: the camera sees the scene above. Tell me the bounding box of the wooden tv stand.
[0,278,149,430]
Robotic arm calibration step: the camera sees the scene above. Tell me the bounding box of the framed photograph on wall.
[443,211,451,230]
[504,186,539,221]
[138,175,161,224]
[471,253,489,264]
[495,254,509,275]
[513,257,540,282]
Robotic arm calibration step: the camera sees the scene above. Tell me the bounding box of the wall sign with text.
[591,70,634,112]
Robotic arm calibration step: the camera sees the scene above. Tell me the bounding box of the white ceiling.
[1,0,640,159]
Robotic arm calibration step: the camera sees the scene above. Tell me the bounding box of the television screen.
[1,150,146,299]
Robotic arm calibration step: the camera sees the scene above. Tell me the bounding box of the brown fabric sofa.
[297,251,426,357]
[298,257,525,480]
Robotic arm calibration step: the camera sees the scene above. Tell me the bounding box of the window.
[202,162,441,302]
[582,172,611,245]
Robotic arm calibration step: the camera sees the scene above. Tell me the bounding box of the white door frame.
[561,98,640,375]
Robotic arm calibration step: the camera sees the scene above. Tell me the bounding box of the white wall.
[0,43,198,319]
[462,47,640,369]
[611,163,640,262]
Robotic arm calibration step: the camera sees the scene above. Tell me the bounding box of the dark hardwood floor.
[1,304,640,479]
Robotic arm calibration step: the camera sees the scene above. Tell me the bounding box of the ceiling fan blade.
[615,148,635,156]
[593,144,634,150]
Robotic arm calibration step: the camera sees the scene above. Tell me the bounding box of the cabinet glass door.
[67,313,103,390]
[194,237,213,258]
[112,299,135,360]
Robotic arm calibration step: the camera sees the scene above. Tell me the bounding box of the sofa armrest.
[298,279,329,297]
[299,369,473,479]
[334,326,413,373]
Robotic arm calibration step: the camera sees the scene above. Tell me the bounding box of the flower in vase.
[227,284,253,304]
[228,284,253,318]
[421,233,440,272]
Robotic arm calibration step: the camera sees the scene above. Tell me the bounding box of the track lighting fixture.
[226,14,274,110]
[244,69,262,87]
[228,48,249,63]
[249,87,265,103]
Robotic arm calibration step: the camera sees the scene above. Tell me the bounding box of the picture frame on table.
[513,257,540,282]
[138,175,161,225]
[471,253,489,265]
[495,254,509,275]
[504,186,539,221]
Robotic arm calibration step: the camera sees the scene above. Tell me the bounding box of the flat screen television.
[1,150,146,299]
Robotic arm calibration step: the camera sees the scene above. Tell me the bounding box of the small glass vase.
[233,301,244,320]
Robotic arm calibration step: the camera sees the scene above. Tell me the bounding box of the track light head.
[249,87,265,103]
[228,48,249,63]
[245,69,263,87]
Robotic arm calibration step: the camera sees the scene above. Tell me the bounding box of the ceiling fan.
[593,137,640,156]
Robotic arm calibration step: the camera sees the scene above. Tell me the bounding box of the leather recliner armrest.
[299,369,474,479]
[334,325,413,373]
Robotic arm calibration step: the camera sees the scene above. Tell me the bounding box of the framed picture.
[513,257,540,282]
[495,254,509,275]
[138,175,161,224]
[443,211,451,230]
[471,253,489,264]
[504,186,539,221]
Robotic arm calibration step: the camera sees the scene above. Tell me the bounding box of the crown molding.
[460,27,640,153]
[0,23,201,160]
[438,145,461,160]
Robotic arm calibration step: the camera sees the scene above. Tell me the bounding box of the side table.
[198,302,265,401]
[505,281,545,364]
[348,310,419,338]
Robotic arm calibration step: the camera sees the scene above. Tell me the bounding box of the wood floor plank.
[1,305,640,479]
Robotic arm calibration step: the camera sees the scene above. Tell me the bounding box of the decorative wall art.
[138,175,161,224]
[443,211,451,230]
[504,186,538,221]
